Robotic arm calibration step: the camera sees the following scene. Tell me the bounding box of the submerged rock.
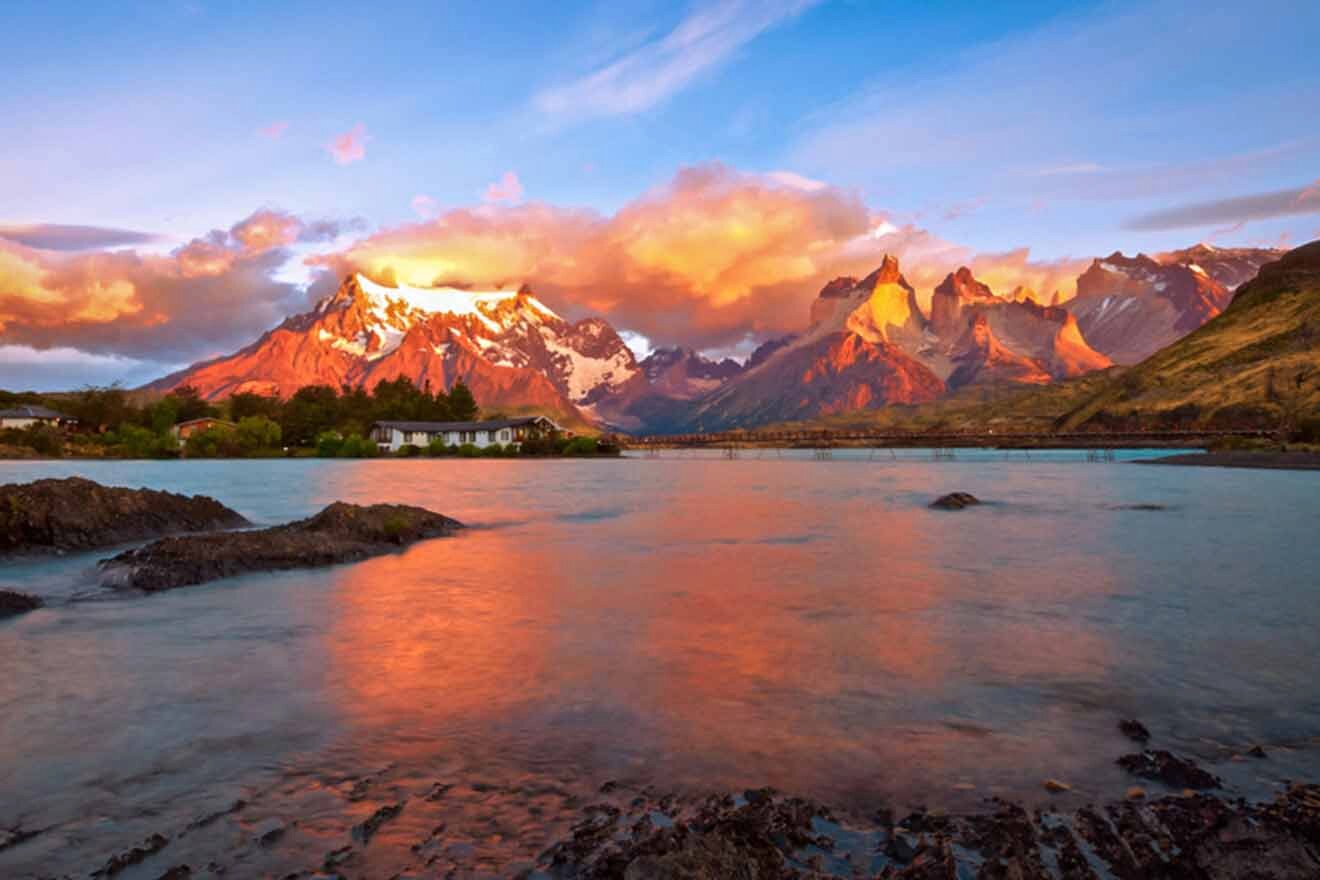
[1117,749,1220,789]
[1118,718,1151,743]
[0,588,43,619]
[99,502,463,593]
[0,477,247,557]
[929,492,981,510]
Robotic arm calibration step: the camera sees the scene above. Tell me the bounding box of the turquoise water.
[1,454,1317,876]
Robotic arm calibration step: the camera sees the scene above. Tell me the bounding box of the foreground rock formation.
[0,477,248,556]
[542,783,1320,879]
[0,589,43,618]
[99,502,463,592]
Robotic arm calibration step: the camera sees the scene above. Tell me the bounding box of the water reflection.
[1,456,1318,875]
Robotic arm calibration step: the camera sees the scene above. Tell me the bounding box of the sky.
[2,0,1319,389]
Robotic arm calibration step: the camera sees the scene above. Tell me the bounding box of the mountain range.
[149,243,1288,433]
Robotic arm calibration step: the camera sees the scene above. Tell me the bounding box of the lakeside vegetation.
[0,379,617,460]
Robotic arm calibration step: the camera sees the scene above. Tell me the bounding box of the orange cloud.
[2,167,1089,367]
[483,171,523,203]
[323,164,1082,349]
[327,123,368,165]
[0,210,309,360]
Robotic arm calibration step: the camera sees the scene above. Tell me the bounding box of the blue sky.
[2,0,1319,388]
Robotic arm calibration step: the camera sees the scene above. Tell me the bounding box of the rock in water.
[0,589,44,619]
[1119,718,1152,743]
[930,492,981,510]
[0,477,248,557]
[1117,750,1220,789]
[99,502,463,593]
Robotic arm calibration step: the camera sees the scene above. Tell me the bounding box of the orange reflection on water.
[316,458,1121,807]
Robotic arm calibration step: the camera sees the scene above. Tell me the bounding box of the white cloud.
[534,0,819,121]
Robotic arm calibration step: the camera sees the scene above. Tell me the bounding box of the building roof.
[175,417,236,428]
[372,416,558,433]
[0,405,70,420]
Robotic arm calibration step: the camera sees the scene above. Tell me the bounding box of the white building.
[0,406,73,430]
[371,416,561,452]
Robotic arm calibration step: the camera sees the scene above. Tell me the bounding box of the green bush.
[426,437,454,456]
[562,436,599,456]
[481,443,508,457]
[184,425,240,458]
[456,443,482,458]
[518,435,557,456]
[316,431,344,457]
[397,443,422,457]
[337,434,378,458]
[0,424,65,457]
[235,415,281,452]
[108,424,178,459]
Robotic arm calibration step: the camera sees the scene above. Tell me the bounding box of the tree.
[229,391,281,421]
[316,431,344,457]
[185,425,239,458]
[166,385,215,422]
[281,385,341,447]
[235,416,281,452]
[337,434,378,458]
[448,381,478,421]
[147,397,180,435]
[65,386,132,432]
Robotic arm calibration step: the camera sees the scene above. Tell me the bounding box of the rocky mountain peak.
[930,267,998,336]
[861,254,905,288]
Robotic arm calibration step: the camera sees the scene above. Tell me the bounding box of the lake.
[2,452,1318,877]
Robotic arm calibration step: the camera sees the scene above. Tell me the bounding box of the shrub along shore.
[0,381,618,460]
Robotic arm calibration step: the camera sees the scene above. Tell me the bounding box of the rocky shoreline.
[3,712,1312,877]
[6,765,1317,878]
[99,501,464,592]
[0,477,248,557]
[1136,451,1320,471]
[0,588,43,618]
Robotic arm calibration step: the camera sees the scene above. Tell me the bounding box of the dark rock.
[93,832,169,877]
[252,818,286,845]
[0,477,247,557]
[0,588,43,619]
[99,502,463,593]
[1117,749,1220,789]
[154,866,191,880]
[188,798,247,829]
[929,492,980,510]
[1118,718,1151,743]
[0,823,44,852]
[352,801,406,845]
[1249,745,1269,758]
[544,790,832,879]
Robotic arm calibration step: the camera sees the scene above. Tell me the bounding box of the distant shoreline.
[1135,451,1320,471]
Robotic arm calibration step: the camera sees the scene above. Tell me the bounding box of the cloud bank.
[0,210,321,361]
[1125,181,1320,230]
[0,223,162,252]
[324,164,1086,350]
[2,167,1092,379]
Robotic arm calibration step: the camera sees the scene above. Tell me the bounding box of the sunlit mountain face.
[151,244,1281,433]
